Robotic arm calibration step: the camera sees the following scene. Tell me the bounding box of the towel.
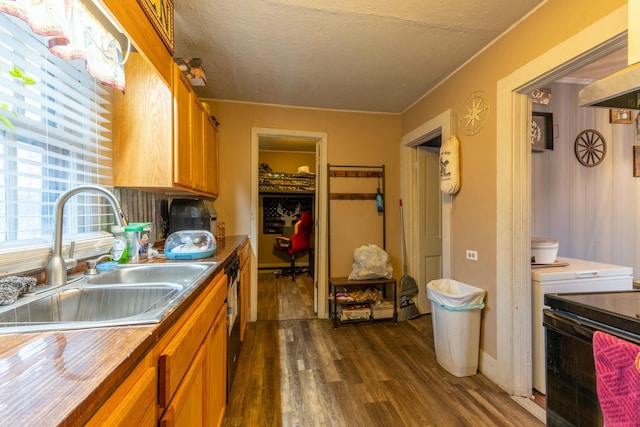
[593,331,640,426]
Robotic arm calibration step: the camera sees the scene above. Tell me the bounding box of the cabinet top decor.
[136,0,174,54]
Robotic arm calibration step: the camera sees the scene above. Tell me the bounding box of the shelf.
[328,276,397,328]
[259,172,315,193]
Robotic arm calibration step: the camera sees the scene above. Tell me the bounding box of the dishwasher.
[225,254,241,396]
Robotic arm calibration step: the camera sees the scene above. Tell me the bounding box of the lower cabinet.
[88,269,228,427]
[85,352,157,427]
[157,271,228,426]
[238,241,251,341]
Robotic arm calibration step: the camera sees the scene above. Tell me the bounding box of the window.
[0,12,116,274]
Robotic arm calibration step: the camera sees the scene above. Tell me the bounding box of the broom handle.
[400,199,408,276]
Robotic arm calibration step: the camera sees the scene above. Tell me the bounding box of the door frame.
[495,8,626,396]
[250,128,329,321]
[401,109,452,291]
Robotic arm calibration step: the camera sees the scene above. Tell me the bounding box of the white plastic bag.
[427,279,485,311]
[440,135,460,194]
[348,244,393,280]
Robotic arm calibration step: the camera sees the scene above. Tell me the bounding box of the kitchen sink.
[0,262,218,334]
[86,263,214,285]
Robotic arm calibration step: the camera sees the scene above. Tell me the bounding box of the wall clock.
[574,129,606,167]
[461,91,490,136]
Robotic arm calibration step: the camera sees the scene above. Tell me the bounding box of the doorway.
[495,11,626,400]
[401,109,453,305]
[250,128,328,322]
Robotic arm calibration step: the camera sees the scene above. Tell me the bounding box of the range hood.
[579,62,640,109]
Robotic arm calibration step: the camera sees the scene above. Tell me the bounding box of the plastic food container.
[531,237,559,264]
[126,222,153,261]
[165,230,216,260]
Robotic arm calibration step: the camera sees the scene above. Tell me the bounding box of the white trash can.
[427,279,485,377]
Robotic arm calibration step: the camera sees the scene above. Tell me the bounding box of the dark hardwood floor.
[223,272,544,426]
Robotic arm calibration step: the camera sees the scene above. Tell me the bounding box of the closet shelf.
[329,192,377,200]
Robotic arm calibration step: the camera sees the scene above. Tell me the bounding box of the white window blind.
[0,11,116,274]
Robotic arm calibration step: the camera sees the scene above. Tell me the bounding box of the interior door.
[417,146,442,313]
[314,140,320,313]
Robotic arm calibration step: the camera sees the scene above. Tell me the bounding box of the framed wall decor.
[137,0,174,54]
[609,109,633,124]
[531,112,553,151]
[634,146,640,177]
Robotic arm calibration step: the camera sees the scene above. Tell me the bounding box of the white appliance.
[531,257,633,394]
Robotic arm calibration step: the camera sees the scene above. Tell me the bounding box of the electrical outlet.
[466,250,478,261]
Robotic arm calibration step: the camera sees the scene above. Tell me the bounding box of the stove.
[543,290,640,426]
[544,290,640,335]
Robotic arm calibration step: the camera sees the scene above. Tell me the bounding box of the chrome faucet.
[45,185,128,287]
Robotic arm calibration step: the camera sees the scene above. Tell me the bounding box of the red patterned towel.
[593,331,640,426]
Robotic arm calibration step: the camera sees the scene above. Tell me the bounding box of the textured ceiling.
[173,0,544,113]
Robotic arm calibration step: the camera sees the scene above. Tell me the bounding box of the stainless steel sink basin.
[0,262,218,333]
[86,263,213,285]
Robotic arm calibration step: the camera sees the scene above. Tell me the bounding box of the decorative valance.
[0,0,126,91]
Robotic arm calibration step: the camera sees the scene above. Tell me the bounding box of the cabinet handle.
[158,354,172,408]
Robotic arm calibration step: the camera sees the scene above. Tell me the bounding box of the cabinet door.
[86,353,157,427]
[157,273,227,408]
[174,66,193,188]
[239,242,251,341]
[159,345,206,427]
[205,303,228,427]
[113,53,173,188]
[191,98,205,191]
[203,115,219,197]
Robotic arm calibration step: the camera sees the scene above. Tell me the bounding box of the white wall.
[532,81,640,276]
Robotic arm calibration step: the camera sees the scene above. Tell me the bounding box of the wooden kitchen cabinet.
[203,114,220,197]
[239,241,251,341]
[159,346,206,427]
[112,53,219,198]
[205,300,228,427]
[85,352,157,427]
[156,271,228,425]
[174,67,194,189]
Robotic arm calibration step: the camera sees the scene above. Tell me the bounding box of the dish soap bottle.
[111,226,129,264]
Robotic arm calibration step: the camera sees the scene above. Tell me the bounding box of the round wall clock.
[461,91,490,136]
[574,129,606,167]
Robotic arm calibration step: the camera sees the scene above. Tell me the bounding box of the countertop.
[0,235,248,426]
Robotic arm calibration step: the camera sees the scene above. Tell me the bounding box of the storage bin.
[371,301,394,319]
[338,305,371,321]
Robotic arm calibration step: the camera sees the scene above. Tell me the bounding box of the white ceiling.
[173,0,544,114]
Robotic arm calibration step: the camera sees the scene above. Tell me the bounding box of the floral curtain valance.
[0,0,125,91]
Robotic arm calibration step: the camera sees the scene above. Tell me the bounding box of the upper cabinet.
[113,55,219,199]
[103,0,219,199]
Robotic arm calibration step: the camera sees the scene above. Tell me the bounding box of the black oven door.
[544,309,603,426]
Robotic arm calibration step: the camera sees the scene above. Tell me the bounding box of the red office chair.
[273,211,313,281]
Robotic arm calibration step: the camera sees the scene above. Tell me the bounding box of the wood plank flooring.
[223,272,544,426]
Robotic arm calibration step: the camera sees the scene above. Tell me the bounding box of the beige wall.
[401,0,625,360]
[208,101,401,277]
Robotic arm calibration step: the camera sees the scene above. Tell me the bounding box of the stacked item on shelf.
[259,171,315,193]
[371,301,395,319]
[339,304,371,321]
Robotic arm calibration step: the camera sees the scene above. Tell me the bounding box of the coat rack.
[327,164,385,277]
